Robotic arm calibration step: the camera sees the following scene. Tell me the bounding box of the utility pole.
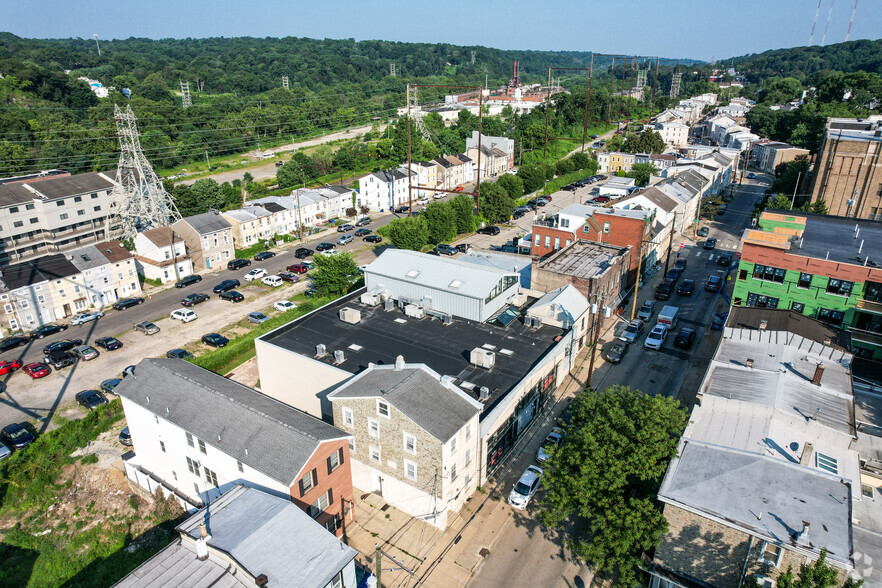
[790,172,802,210]
[180,81,192,108]
[626,56,635,119]
[607,56,615,128]
[375,543,382,588]
[586,294,604,389]
[581,54,594,152]
[544,67,552,160]
[476,88,483,216]
[650,57,660,116]
[630,240,646,321]
[406,83,413,217]
[663,213,677,275]
[171,230,181,282]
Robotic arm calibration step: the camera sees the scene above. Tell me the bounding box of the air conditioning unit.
[383,298,396,311]
[334,350,346,364]
[470,347,496,369]
[339,307,362,324]
[404,304,425,319]
[315,343,327,357]
[360,293,380,306]
[479,386,490,401]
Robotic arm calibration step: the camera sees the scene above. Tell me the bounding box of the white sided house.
[132,226,193,284]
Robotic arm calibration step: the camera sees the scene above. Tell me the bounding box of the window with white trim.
[368,418,379,438]
[204,467,219,488]
[349,438,355,454]
[465,448,471,465]
[186,457,200,476]
[450,436,457,453]
[307,489,333,518]
[816,452,838,474]
[759,542,783,567]
[465,423,471,439]
[404,460,417,481]
[377,400,390,418]
[342,407,353,427]
[403,433,416,454]
[186,432,194,447]
[370,446,381,463]
[862,484,875,499]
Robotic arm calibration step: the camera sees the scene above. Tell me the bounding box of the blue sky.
[2,0,880,61]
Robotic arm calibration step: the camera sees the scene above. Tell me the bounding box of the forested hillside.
[728,38,882,82]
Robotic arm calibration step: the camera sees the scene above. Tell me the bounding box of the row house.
[117,358,355,537]
[68,240,141,307]
[0,170,118,264]
[465,131,515,171]
[654,109,688,125]
[596,151,636,174]
[635,152,678,171]
[751,140,810,174]
[654,122,689,148]
[0,253,87,332]
[725,130,760,151]
[133,227,194,285]
[615,187,682,266]
[359,168,418,211]
[222,206,273,249]
[171,210,234,272]
[707,114,739,145]
[329,361,483,529]
[431,154,473,190]
[466,144,509,179]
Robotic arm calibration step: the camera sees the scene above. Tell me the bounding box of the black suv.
[0,336,29,353]
[42,339,83,355]
[44,350,76,370]
[477,225,501,236]
[213,279,240,294]
[294,248,313,259]
[654,278,675,300]
[113,297,144,311]
[717,252,734,266]
[175,275,202,288]
[227,258,251,271]
[30,323,69,339]
[181,293,210,307]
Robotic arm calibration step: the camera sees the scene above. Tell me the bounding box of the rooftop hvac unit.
[360,292,380,306]
[339,307,362,324]
[404,304,425,319]
[479,386,490,401]
[442,314,454,326]
[384,298,396,311]
[334,350,346,364]
[470,347,496,369]
[315,343,327,357]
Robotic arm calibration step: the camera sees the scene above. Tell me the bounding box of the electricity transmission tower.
[670,72,682,98]
[409,86,432,144]
[390,63,396,77]
[282,76,289,90]
[108,105,181,240]
[180,81,192,108]
[636,67,647,89]
[471,50,476,64]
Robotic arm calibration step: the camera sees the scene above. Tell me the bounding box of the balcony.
[533,216,561,229]
[850,327,882,347]
[856,298,882,315]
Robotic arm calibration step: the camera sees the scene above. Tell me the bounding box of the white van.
[261,275,283,288]
[657,305,679,330]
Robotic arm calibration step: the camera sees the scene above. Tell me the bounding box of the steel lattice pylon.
[670,72,682,98]
[410,88,432,144]
[108,105,181,240]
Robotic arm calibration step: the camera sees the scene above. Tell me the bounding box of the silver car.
[508,465,543,510]
[71,345,100,361]
[70,311,105,326]
[620,319,645,343]
[133,321,160,335]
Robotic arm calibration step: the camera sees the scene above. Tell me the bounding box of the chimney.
[794,522,812,548]
[255,575,269,587]
[195,524,211,560]
[758,320,768,331]
[799,442,814,466]
[745,358,754,368]
[812,362,825,386]
[394,355,405,371]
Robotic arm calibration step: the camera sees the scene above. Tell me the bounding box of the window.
[554,236,561,250]
[307,489,333,518]
[759,542,783,567]
[790,302,805,313]
[465,423,472,439]
[865,281,882,303]
[172,471,177,481]
[74,196,82,202]
[342,407,353,427]
[9,206,18,213]
[19,300,28,309]
[817,453,838,474]
[194,483,200,495]
[403,433,416,454]
[368,418,379,438]
[348,438,355,454]
[60,213,69,220]
[91,192,98,199]
[752,264,786,283]
[77,209,85,216]
[862,484,875,499]
[329,571,344,588]
[56,200,65,206]
[186,432,194,447]
[450,437,457,453]
[817,308,844,326]
[186,457,200,476]
[29,217,38,224]
[405,460,417,481]
[93,205,101,212]
[3,304,12,314]
[826,279,853,297]
[603,221,611,234]
[325,516,340,535]
[746,292,779,309]
[159,441,166,453]
[327,447,344,474]
[544,235,551,248]
[797,272,813,289]
[370,447,381,463]
[450,463,457,481]
[204,468,219,487]
[198,439,207,454]
[237,460,244,473]
[534,234,541,247]
[377,400,390,418]
[465,448,472,465]
[298,469,317,496]
[13,221,22,228]
[58,289,65,298]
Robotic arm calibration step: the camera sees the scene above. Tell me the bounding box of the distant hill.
[728,39,882,82]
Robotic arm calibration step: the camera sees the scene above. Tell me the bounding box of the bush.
[387,216,429,251]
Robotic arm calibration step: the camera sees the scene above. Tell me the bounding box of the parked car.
[620,320,645,343]
[674,327,697,349]
[0,336,29,353]
[356,217,372,227]
[337,234,354,245]
[674,258,687,271]
[76,390,108,411]
[315,242,336,252]
[119,426,133,446]
[71,345,100,361]
[213,279,240,293]
[43,339,83,355]
[278,272,300,283]
[31,323,69,338]
[244,268,267,282]
[705,274,723,292]
[122,365,136,378]
[477,225,501,236]
[171,309,198,323]
[100,378,122,395]
[636,300,655,322]
[605,341,629,364]
[133,321,160,335]
[248,312,270,324]
[536,427,565,463]
[227,258,251,270]
[166,348,194,359]
[0,442,10,460]
[704,238,717,250]
[536,198,550,206]
[1,423,36,450]
[262,275,284,287]
[677,279,695,296]
[174,275,202,288]
[354,228,371,237]
[644,325,668,350]
[747,172,756,179]
[182,293,210,306]
[294,247,314,259]
[562,184,577,192]
[592,196,611,204]
[95,336,123,351]
[654,278,675,300]
[202,333,230,348]
[717,252,734,266]
[220,291,244,303]
[363,235,383,243]
[697,226,709,237]
[275,300,297,312]
[70,311,104,326]
[665,267,682,282]
[435,244,457,256]
[336,224,354,233]
[393,205,409,213]
[113,297,145,311]
[44,350,76,370]
[22,362,51,379]
[0,359,22,376]
[455,243,471,253]
[254,251,276,261]
[287,263,310,274]
[508,465,543,509]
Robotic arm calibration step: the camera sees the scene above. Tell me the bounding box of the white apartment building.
[654,122,690,148]
[133,227,194,284]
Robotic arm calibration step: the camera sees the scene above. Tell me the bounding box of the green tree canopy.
[479,181,515,223]
[277,159,302,189]
[387,216,429,251]
[310,252,359,296]
[623,129,666,154]
[538,385,687,586]
[517,164,546,193]
[449,194,476,234]
[496,173,524,198]
[628,162,659,187]
[771,154,811,195]
[422,201,457,245]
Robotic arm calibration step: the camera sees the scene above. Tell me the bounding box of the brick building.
[171,210,233,272]
[809,117,882,220]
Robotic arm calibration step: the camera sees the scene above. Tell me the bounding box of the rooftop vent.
[405,269,421,279]
[758,320,768,331]
[384,298,395,311]
[339,307,361,324]
[256,575,269,587]
[745,358,754,368]
[470,347,496,369]
[334,350,346,364]
[479,386,490,401]
[812,362,825,386]
[449,279,463,289]
[315,343,327,357]
[394,355,405,371]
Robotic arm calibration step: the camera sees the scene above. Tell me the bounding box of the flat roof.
[784,212,882,267]
[538,240,629,280]
[259,289,566,415]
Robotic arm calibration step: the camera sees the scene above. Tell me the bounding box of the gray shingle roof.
[66,245,108,272]
[329,364,481,442]
[114,359,350,485]
[25,171,116,200]
[0,253,81,290]
[178,210,232,235]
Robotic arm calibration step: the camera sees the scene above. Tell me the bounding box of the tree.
[190,179,225,211]
[449,194,476,234]
[623,129,666,154]
[771,155,811,195]
[517,164,546,194]
[310,252,360,296]
[555,158,575,176]
[496,174,524,199]
[421,201,457,244]
[276,159,302,189]
[387,216,429,251]
[570,152,590,170]
[628,162,659,187]
[812,199,829,215]
[748,548,862,588]
[767,194,793,210]
[537,385,687,587]
[479,181,515,223]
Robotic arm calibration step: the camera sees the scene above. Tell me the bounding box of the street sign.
[679,243,685,248]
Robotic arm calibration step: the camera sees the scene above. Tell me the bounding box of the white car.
[536,427,565,463]
[170,309,198,323]
[274,300,297,312]
[261,275,283,287]
[70,311,105,325]
[244,268,267,282]
[644,324,668,350]
[433,192,446,199]
[508,465,543,510]
[417,196,429,204]
[320,249,340,257]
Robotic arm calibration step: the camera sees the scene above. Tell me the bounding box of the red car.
[287,264,309,274]
[22,362,51,379]
[0,359,23,376]
[454,186,464,192]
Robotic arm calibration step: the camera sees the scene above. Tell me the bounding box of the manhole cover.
[479,547,491,559]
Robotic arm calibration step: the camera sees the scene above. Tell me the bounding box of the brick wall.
[810,135,882,219]
[579,213,650,285]
[531,225,577,258]
[289,438,353,538]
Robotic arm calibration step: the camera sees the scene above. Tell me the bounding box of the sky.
[2,0,881,62]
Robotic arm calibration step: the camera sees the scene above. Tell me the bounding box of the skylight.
[406,269,420,279]
[449,279,463,289]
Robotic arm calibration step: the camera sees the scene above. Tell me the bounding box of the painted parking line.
[708,254,715,261]
[693,251,702,258]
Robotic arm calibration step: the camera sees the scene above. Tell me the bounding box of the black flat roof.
[260,289,566,416]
